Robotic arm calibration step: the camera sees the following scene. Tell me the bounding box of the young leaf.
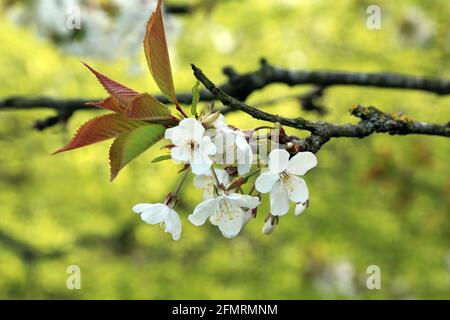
[86,97,126,114]
[191,81,200,117]
[144,0,177,103]
[151,154,172,163]
[126,93,174,124]
[109,125,166,181]
[83,62,138,107]
[54,114,144,154]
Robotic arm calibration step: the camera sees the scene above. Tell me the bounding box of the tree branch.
[191,64,450,153]
[2,59,450,130]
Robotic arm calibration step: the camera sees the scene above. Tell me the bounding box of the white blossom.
[133,203,182,240]
[188,193,260,238]
[193,169,230,200]
[213,130,253,175]
[255,149,317,216]
[165,118,216,175]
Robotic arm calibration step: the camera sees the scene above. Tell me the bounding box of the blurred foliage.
[0,0,449,299]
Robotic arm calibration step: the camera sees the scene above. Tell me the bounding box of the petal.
[165,126,188,145]
[132,203,155,213]
[213,114,227,129]
[237,162,252,176]
[235,133,249,151]
[226,193,260,209]
[295,201,308,216]
[179,118,205,140]
[188,198,218,226]
[213,132,235,158]
[269,149,290,173]
[193,174,216,199]
[287,151,317,176]
[193,174,211,189]
[270,181,290,216]
[262,217,277,235]
[236,142,253,175]
[190,149,212,175]
[214,200,245,238]
[255,171,280,193]
[200,136,217,156]
[215,168,229,185]
[218,215,245,239]
[285,175,309,203]
[171,146,190,162]
[133,203,169,224]
[165,209,182,240]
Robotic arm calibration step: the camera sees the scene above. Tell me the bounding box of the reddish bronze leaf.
[86,97,126,114]
[126,93,174,124]
[54,113,144,154]
[144,0,177,103]
[83,62,138,107]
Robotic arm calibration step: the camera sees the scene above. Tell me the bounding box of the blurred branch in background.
[192,64,450,153]
[1,59,450,131]
[0,228,64,262]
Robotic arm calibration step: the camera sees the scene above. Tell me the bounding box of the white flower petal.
[132,203,156,214]
[262,217,277,235]
[255,171,280,193]
[215,169,229,185]
[213,199,245,238]
[165,209,182,240]
[165,126,188,145]
[218,216,245,239]
[237,162,252,176]
[270,181,290,215]
[171,146,190,162]
[133,203,169,224]
[227,193,260,209]
[179,118,205,140]
[213,114,227,129]
[188,198,218,226]
[200,136,217,156]
[236,143,253,175]
[295,202,308,216]
[287,151,318,176]
[285,175,309,203]
[213,132,235,157]
[193,174,211,189]
[190,149,212,175]
[235,134,248,151]
[268,149,290,173]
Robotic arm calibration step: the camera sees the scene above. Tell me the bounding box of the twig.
[191,64,450,154]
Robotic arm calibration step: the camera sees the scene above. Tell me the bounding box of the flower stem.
[174,169,190,196]
[210,167,226,191]
[176,103,189,118]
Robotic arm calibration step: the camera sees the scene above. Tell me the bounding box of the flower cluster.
[50,0,318,240]
[134,112,318,240]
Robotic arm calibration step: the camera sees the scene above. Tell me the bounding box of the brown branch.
[191,64,450,154]
[2,59,450,130]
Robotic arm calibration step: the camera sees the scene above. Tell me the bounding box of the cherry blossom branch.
[191,64,450,154]
[3,58,450,130]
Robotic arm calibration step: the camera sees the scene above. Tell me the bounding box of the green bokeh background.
[0,0,449,299]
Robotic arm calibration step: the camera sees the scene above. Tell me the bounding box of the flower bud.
[201,111,221,128]
[262,215,278,235]
[243,208,257,225]
[295,200,309,216]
